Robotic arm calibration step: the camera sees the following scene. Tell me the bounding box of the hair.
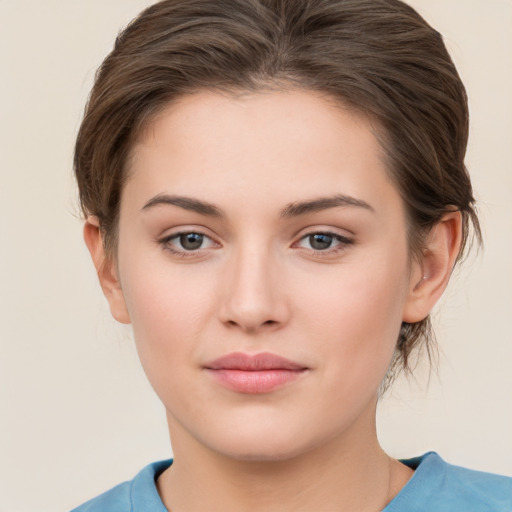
[74,0,481,382]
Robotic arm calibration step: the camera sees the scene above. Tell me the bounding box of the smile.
[204,352,308,394]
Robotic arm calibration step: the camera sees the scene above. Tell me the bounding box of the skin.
[85,89,462,511]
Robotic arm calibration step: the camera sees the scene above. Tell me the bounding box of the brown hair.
[74,0,481,379]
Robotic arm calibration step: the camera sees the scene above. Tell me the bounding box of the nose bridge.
[220,237,287,332]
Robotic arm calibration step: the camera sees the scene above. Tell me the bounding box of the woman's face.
[112,89,422,461]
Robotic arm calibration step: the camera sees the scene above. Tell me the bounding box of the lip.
[204,352,308,393]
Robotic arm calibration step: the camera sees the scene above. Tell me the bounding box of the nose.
[218,243,290,333]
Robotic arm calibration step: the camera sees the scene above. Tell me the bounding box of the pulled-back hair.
[74,0,480,380]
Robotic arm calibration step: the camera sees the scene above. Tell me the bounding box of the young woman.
[71,0,512,510]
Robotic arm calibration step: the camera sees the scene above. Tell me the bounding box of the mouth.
[203,352,308,394]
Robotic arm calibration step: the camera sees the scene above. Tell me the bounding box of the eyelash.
[294,231,354,256]
[158,230,218,258]
[158,230,354,258]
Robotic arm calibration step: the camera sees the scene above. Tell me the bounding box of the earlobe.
[83,217,131,324]
[402,211,462,323]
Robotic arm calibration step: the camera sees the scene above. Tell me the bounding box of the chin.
[216,442,311,463]
[199,421,323,463]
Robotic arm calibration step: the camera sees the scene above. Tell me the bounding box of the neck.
[157,403,413,512]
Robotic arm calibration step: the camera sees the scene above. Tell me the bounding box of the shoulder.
[440,458,512,506]
[386,452,512,512]
[70,480,132,512]
[70,459,171,512]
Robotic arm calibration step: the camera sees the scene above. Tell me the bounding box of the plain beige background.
[0,1,511,511]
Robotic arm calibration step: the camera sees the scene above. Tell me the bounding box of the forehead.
[125,89,402,218]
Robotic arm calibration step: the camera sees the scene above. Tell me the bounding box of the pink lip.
[204,352,308,393]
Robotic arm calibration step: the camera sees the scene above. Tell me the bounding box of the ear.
[83,217,131,324]
[402,211,462,323]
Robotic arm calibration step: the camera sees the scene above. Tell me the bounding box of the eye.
[296,232,353,252]
[160,231,217,253]
[177,233,207,250]
[305,233,336,250]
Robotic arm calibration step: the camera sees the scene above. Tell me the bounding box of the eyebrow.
[141,194,224,217]
[141,193,374,218]
[280,194,374,218]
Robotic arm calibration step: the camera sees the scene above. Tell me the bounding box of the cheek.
[117,252,217,381]
[296,250,409,382]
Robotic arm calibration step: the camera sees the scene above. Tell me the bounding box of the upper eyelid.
[302,230,352,240]
[291,220,356,235]
[158,226,217,240]
[293,226,355,242]
[295,232,353,246]
[158,229,218,249]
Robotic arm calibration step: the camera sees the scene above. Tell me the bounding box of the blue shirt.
[71,452,512,511]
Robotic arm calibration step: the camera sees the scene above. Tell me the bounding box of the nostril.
[224,318,279,331]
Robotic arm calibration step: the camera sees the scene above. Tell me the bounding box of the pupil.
[180,233,203,250]
[310,234,332,250]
